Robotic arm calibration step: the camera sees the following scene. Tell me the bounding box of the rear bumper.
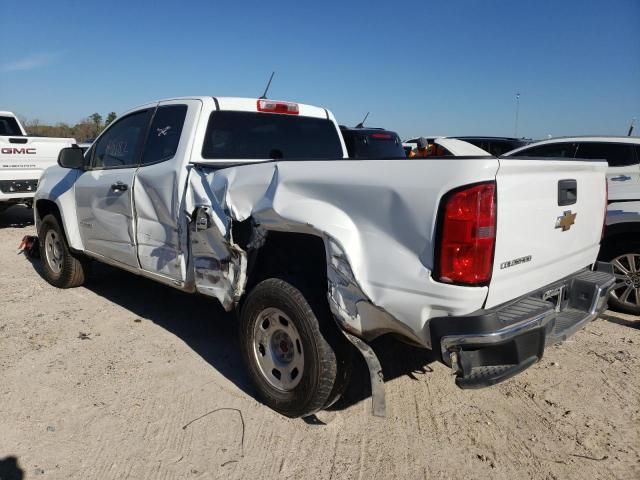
[429,262,615,388]
[0,170,42,202]
[0,179,39,202]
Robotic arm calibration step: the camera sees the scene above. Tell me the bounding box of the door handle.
[611,175,631,182]
[558,179,577,206]
[110,182,128,192]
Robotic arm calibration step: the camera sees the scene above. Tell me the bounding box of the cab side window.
[141,105,188,165]
[575,142,637,167]
[92,110,152,169]
[512,142,578,158]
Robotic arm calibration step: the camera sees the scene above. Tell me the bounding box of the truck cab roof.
[125,97,332,120]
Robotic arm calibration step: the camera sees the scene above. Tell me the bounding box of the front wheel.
[239,278,348,417]
[38,214,88,288]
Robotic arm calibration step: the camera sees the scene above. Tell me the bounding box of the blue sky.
[1,0,638,139]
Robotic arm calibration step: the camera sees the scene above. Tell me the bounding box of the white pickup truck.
[0,111,75,212]
[34,96,614,417]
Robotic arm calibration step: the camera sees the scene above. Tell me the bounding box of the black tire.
[38,214,87,288]
[239,278,349,418]
[323,349,353,409]
[600,238,640,315]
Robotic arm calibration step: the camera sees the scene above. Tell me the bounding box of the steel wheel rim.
[611,253,640,307]
[252,307,304,391]
[44,230,63,274]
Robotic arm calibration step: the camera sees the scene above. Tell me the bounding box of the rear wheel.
[38,214,88,288]
[240,278,349,417]
[601,239,640,315]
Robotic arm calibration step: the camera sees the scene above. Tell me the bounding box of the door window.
[575,142,637,166]
[141,105,188,165]
[92,110,152,169]
[511,142,578,158]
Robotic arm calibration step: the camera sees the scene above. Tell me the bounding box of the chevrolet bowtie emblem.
[555,210,577,231]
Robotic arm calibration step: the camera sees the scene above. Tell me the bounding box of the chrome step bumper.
[430,262,615,389]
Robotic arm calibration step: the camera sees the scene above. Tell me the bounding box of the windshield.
[342,131,406,159]
[0,116,24,136]
[201,111,344,160]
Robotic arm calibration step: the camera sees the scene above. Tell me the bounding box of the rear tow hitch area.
[432,263,615,389]
[447,328,545,389]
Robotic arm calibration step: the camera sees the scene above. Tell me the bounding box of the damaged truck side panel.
[186,159,498,348]
[35,96,612,418]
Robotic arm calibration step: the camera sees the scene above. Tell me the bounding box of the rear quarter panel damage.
[186,159,498,347]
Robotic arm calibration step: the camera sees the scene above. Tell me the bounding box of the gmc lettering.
[1,148,37,154]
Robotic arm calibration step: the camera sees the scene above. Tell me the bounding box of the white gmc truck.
[34,96,614,417]
[0,111,75,212]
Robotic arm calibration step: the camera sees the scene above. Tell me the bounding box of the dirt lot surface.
[0,205,638,480]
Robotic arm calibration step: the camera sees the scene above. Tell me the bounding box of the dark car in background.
[452,136,530,156]
[339,126,406,159]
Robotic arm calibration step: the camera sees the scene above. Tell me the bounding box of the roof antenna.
[628,117,636,136]
[259,71,275,99]
[355,112,370,128]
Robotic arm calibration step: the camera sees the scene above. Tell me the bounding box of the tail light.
[435,182,496,285]
[257,99,299,115]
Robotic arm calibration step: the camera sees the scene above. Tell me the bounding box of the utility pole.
[514,92,520,138]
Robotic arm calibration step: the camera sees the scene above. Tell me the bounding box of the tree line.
[21,112,117,141]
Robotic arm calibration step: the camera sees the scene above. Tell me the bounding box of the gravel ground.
[0,205,638,480]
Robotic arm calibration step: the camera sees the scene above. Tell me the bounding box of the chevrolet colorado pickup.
[0,111,75,211]
[35,96,614,417]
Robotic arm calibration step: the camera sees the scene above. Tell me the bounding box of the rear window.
[342,131,405,159]
[0,116,24,136]
[201,111,344,160]
[488,141,526,156]
[452,138,527,156]
[575,142,637,167]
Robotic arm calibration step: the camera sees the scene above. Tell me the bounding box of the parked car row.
[28,95,618,419]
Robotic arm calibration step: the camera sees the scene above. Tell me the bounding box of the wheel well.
[604,222,640,239]
[600,223,640,259]
[246,231,327,290]
[35,200,62,228]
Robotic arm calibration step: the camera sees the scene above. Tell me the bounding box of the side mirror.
[58,147,85,169]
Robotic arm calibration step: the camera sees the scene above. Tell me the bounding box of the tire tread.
[240,278,342,417]
[39,214,87,288]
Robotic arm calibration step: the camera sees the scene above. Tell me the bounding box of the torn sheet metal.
[324,236,417,343]
[339,329,386,417]
[186,159,498,347]
[190,206,247,310]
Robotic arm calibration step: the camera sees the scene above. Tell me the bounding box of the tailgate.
[485,158,607,308]
[0,136,75,170]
